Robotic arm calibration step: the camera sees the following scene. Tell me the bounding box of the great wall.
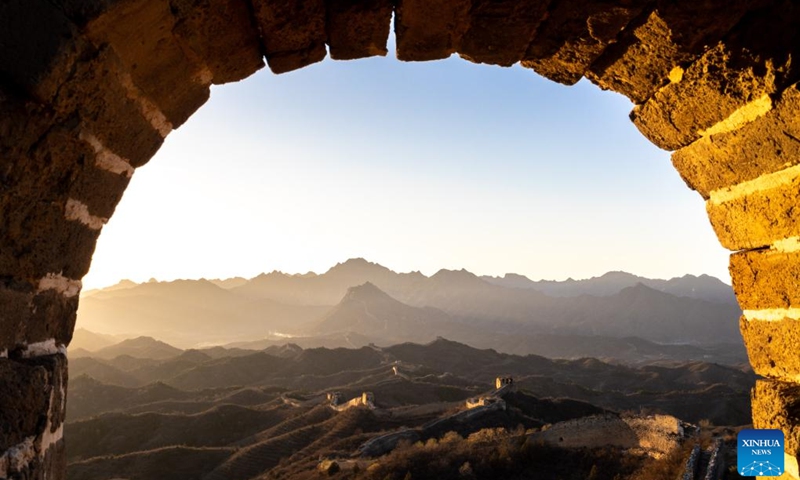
[2,0,800,477]
[318,373,704,472]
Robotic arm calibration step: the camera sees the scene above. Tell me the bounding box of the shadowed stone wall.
[1,0,799,477]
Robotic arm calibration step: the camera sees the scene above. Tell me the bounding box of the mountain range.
[65,336,752,480]
[77,259,743,358]
[481,270,736,303]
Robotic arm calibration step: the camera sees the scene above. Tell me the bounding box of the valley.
[66,336,752,479]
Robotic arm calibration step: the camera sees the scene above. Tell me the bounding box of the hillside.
[89,336,184,360]
[65,336,752,480]
[67,337,753,424]
[69,328,122,351]
[310,282,462,343]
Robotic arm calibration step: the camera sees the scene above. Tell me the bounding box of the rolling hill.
[65,335,752,480]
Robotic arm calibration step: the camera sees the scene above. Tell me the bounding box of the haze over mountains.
[77,259,743,364]
[481,271,736,304]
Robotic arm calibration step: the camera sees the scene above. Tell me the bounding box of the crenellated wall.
[1,0,800,477]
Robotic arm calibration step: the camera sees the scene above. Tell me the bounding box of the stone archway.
[1,0,799,477]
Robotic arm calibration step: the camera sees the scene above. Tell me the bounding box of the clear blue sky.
[81,41,730,289]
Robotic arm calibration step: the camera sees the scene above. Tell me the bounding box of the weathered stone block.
[631,43,778,151]
[0,198,101,282]
[706,171,800,251]
[0,286,78,352]
[457,0,549,67]
[26,122,132,221]
[0,354,67,480]
[0,287,27,352]
[752,379,800,456]
[54,46,165,167]
[0,360,50,450]
[29,292,79,349]
[730,248,800,311]
[587,1,764,104]
[0,0,85,103]
[84,0,210,127]
[69,165,131,220]
[326,0,393,61]
[171,0,265,84]
[251,0,327,74]
[394,0,470,61]
[741,317,800,381]
[587,10,687,104]
[522,0,648,85]
[672,84,800,198]
[0,116,104,282]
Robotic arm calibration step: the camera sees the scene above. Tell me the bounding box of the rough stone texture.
[0,360,50,451]
[672,83,800,198]
[1,115,110,284]
[587,9,677,104]
[741,317,800,381]
[251,0,327,73]
[54,46,165,168]
[394,0,471,61]
[587,1,764,104]
[0,49,142,352]
[0,354,67,480]
[326,0,393,61]
[83,0,211,127]
[629,0,800,151]
[458,0,549,67]
[0,195,100,283]
[730,249,800,311]
[0,87,56,165]
[0,285,79,353]
[752,379,800,456]
[171,0,265,84]
[631,42,779,151]
[529,413,683,458]
[0,0,85,103]
[522,0,649,85]
[707,175,800,251]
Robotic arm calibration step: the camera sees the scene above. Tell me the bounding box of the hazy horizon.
[83,257,731,291]
[81,37,729,291]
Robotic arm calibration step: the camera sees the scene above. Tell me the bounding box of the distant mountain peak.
[617,282,666,297]
[122,336,164,345]
[503,273,531,281]
[432,268,478,279]
[326,258,392,276]
[91,336,183,360]
[342,257,371,265]
[343,282,393,302]
[599,271,639,279]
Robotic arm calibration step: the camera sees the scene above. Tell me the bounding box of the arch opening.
[1,0,800,477]
[77,54,729,348]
